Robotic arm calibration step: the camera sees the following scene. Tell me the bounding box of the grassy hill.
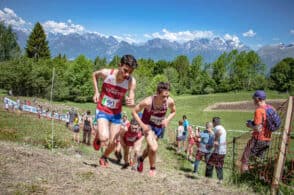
[0,90,291,194]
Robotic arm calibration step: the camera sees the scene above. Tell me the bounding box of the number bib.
[150,115,164,126]
[101,95,119,109]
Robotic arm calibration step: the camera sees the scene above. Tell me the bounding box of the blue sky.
[1,0,294,49]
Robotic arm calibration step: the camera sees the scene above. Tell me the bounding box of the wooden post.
[271,96,293,195]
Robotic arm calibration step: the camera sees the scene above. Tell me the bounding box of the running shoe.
[136,157,144,172]
[115,151,122,164]
[121,163,130,169]
[93,136,101,151]
[99,157,109,168]
[149,169,156,177]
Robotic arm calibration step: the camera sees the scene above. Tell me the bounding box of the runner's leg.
[145,131,158,169]
[97,118,110,146]
[103,123,121,158]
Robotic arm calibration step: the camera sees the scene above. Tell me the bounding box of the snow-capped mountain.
[14,28,294,69]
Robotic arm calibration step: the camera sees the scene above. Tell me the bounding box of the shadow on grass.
[179,167,192,173]
[83,161,98,168]
[184,173,200,180]
[108,157,122,166]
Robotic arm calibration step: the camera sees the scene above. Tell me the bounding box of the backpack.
[264,105,281,132]
[84,116,91,131]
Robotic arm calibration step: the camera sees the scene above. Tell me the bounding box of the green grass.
[0,109,72,148]
[0,90,292,193]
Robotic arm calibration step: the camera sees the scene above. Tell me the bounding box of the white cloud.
[0,7,30,30]
[223,33,242,48]
[42,20,85,35]
[144,29,214,42]
[290,29,294,35]
[242,29,256,37]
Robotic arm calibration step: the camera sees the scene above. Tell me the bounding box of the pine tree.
[0,22,21,61]
[26,22,50,59]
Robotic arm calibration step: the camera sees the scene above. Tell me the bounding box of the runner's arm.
[92,69,108,103]
[163,98,176,127]
[126,77,136,107]
[132,98,151,133]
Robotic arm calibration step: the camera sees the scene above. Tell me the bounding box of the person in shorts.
[92,54,138,167]
[132,82,176,176]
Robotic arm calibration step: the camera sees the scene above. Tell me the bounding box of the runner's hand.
[161,119,168,128]
[93,92,100,103]
[125,96,134,106]
[142,124,150,135]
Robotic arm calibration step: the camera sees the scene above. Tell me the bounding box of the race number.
[102,95,119,109]
[150,115,164,126]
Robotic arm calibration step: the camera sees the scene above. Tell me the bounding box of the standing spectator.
[68,108,75,128]
[205,117,227,184]
[187,126,196,161]
[72,113,80,143]
[193,122,215,175]
[241,90,274,173]
[82,110,93,145]
[4,97,9,111]
[16,97,20,110]
[183,115,189,151]
[176,120,185,153]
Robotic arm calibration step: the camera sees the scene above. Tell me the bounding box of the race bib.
[101,95,119,109]
[150,115,164,126]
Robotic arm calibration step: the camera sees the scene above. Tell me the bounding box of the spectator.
[193,122,215,175]
[241,90,273,173]
[72,113,80,143]
[205,117,227,184]
[176,120,185,153]
[183,115,189,151]
[82,110,93,145]
[187,126,196,161]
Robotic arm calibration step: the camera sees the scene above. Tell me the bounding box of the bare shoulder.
[128,76,136,87]
[167,97,175,106]
[93,68,112,78]
[140,96,152,107]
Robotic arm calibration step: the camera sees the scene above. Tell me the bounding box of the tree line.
[0,22,293,102]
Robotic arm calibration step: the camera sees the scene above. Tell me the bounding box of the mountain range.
[14,29,294,71]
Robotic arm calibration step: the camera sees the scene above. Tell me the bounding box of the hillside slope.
[0,141,254,195]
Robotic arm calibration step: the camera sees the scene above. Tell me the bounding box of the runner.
[120,118,144,169]
[115,114,131,163]
[92,54,138,167]
[132,82,176,176]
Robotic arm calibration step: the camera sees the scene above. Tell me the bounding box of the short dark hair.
[130,118,139,125]
[121,54,138,69]
[183,115,187,119]
[86,110,91,115]
[212,117,221,126]
[157,82,170,94]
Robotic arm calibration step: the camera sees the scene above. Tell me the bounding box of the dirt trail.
[0,141,255,195]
